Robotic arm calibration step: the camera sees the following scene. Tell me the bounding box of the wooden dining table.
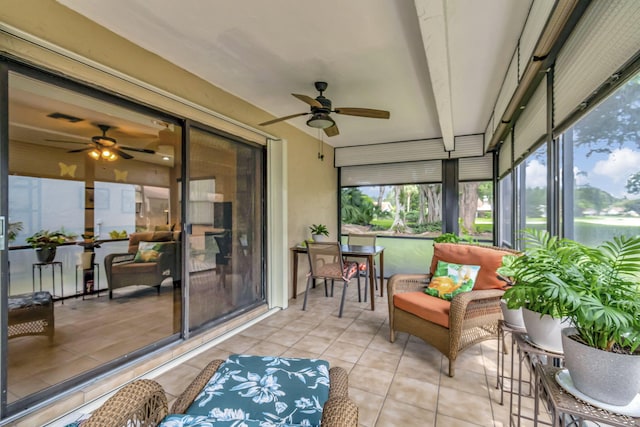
[290,244,385,311]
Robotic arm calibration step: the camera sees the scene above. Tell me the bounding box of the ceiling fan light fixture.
[306,113,334,129]
[88,149,101,160]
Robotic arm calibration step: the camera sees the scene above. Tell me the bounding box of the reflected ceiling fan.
[259,81,390,137]
[47,124,155,161]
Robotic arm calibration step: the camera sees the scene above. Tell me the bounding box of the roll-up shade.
[514,76,547,161]
[519,0,556,80]
[554,1,640,127]
[334,139,447,167]
[485,112,495,151]
[459,155,493,181]
[450,134,484,158]
[498,132,512,177]
[494,50,519,126]
[341,160,442,186]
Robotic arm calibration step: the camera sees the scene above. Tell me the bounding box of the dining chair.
[304,241,362,318]
[345,234,377,298]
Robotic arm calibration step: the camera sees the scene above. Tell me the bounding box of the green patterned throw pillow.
[425,261,481,300]
[134,241,171,263]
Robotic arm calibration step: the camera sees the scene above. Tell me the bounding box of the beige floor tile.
[357,347,401,373]
[436,385,495,426]
[387,375,439,411]
[246,340,289,356]
[216,334,261,354]
[348,387,384,427]
[291,335,334,354]
[323,341,366,364]
[337,329,375,348]
[440,366,491,397]
[238,323,280,339]
[376,397,436,427]
[436,413,488,427]
[266,328,306,347]
[396,354,442,383]
[154,363,202,397]
[349,365,394,397]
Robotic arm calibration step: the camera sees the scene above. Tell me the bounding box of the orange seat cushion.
[394,292,450,328]
[430,243,513,290]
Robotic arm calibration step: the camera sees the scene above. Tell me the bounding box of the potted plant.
[501,229,640,406]
[26,228,77,263]
[309,224,329,242]
[498,229,572,353]
[8,221,23,244]
[555,234,640,406]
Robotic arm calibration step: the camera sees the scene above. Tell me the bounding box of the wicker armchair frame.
[387,243,520,377]
[82,379,168,427]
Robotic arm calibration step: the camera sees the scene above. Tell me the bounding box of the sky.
[527,144,640,199]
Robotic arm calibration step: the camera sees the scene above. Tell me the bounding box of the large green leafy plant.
[499,228,640,354]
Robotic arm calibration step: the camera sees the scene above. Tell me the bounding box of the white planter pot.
[562,327,640,406]
[312,234,329,242]
[500,300,525,330]
[522,307,567,353]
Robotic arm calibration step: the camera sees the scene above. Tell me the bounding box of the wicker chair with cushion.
[388,242,519,377]
[82,355,357,427]
[104,231,180,299]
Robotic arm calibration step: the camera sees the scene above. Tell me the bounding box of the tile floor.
[150,280,525,427]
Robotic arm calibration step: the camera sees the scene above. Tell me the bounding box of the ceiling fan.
[47,124,155,161]
[259,81,390,137]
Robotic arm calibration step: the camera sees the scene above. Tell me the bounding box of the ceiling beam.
[414,0,455,151]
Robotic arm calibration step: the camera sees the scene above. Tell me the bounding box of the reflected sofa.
[104,231,180,299]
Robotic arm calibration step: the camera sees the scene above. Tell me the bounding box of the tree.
[423,184,441,223]
[390,185,406,232]
[341,188,374,225]
[626,171,640,195]
[460,182,479,233]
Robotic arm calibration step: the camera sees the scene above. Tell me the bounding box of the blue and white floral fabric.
[160,354,330,427]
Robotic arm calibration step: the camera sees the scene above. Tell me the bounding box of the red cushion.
[430,243,513,290]
[394,292,450,328]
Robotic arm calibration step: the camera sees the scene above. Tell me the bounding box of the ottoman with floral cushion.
[80,354,358,427]
[160,354,356,427]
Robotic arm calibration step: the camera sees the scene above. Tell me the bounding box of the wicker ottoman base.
[8,291,54,342]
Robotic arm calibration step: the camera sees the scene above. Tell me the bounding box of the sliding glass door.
[187,127,265,330]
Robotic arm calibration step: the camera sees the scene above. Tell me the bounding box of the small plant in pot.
[309,224,329,242]
[26,228,77,263]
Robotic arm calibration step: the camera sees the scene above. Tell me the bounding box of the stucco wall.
[0,0,338,297]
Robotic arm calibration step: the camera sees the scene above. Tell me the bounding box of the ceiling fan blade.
[68,147,92,153]
[259,112,310,126]
[119,145,156,154]
[333,107,390,119]
[292,94,322,108]
[46,139,89,145]
[114,148,134,160]
[324,124,340,137]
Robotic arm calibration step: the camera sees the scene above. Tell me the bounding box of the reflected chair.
[304,241,362,318]
[104,231,179,299]
[345,233,377,299]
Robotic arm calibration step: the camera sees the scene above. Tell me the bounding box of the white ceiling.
[57,0,532,149]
